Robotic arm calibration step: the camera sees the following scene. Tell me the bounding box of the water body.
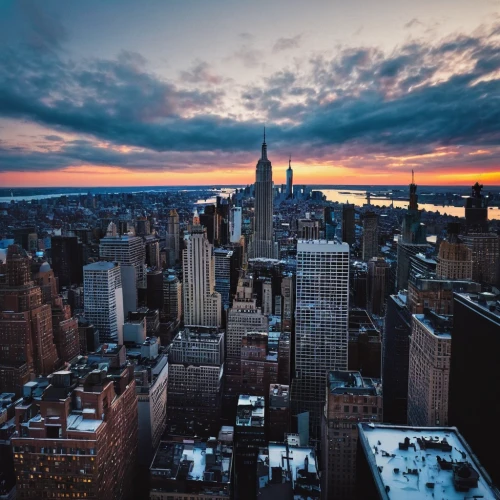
[321,189,500,220]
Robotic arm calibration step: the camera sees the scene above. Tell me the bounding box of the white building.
[99,224,146,315]
[183,225,221,327]
[230,207,242,243]
[292,239,350,440]
[83,261,124,344]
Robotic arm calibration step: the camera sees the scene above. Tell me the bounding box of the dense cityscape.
[0,135,499,499]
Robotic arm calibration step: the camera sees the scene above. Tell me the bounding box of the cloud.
[405,18,423,29]
[1,22,500,176]
[180,61,224,85]
[19,0,68,52]
[272,35,302,53]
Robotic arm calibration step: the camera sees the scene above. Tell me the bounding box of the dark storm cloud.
[1,22,500,172]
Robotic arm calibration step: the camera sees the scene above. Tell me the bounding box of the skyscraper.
[99,223,146,314]
[382,292,411,424]
[83,261,125,344]
[362,211,379,261]
[12,361,138,500]
[230,206,242,243]
[292,239,350,439]
[50,235,83,289]
[251,131,277,259]
[166,209,180,265]
[449,292,500,485]
[286,155,293,199]
[436,223,473,280]
[182,224,221,327]
[367,257,390,316]
[396,173,429,290]
[0,245,59,395]
[407,311,452,426]
[342,204,356,246]
[321,371,382,500]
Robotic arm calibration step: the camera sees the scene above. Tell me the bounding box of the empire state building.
[251,132,277,259]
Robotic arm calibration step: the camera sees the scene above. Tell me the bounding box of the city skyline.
[1,1,500,187]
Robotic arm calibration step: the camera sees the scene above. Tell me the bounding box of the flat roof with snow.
[358,423,500,499]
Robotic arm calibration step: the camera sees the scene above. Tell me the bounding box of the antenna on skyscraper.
[412,169,414,184]
[263,126,266,144]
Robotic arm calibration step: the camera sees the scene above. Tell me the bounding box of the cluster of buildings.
[0,134,499,499]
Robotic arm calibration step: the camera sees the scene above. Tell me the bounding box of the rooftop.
[83,261,119,271]
[455,292,500,323]
[328,371,381,396]
[358,423,500,499]
[236,395,265,427]
[150,439,231,485]
[258,443,321,499]
[413,311,452,338]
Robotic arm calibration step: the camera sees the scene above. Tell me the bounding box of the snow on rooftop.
[67,414,103,433]
[359,424,499,499]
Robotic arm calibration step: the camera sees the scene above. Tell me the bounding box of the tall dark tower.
[251,129,277,259]
[286,155,293,199]
[408,169,418,211]
[396,171,428,291]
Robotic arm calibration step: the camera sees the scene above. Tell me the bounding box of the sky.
[0,0,500,187]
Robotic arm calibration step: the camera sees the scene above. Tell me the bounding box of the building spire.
[261,127,268,160]
[288,154,292,169]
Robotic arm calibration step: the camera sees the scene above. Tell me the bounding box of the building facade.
[292,240,350,440]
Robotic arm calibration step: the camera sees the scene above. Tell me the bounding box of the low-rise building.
[149,436,233,500]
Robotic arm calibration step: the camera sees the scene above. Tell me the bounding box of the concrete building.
[149,436,233,500]
[251,132,277,259]
[292,240,350,440]
[183,225,221,328]
[100,223,146,306]
[269,384,290,442]
[461,233,499,285]
[226,278,268,360]
[129,340,168,466]
[348,309,381,378]
[396,174,429,291]
[51,297,80,363]
[166,209,180,265]
[449,292,500,485]
[297,216,320,240]
[407,311,452,427]
[0,245,59,395]
[356,423,500,499]
[407,277,481,315]
[12,360,138,500]
[230,206,242,243]
[83,261,125,344]
[50,235,83,289]
[214,248,233,312]
[167,327,224,436]
[436,223,473,280]
[362,211,379,261]
[234,395,266,500]
[321,371,382,500]
[161,273,182,324]
[342,204,356,246]
[123,316,147,343]
[367,257,390,316]
[382,293,411,425]
[257,438,321,500]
